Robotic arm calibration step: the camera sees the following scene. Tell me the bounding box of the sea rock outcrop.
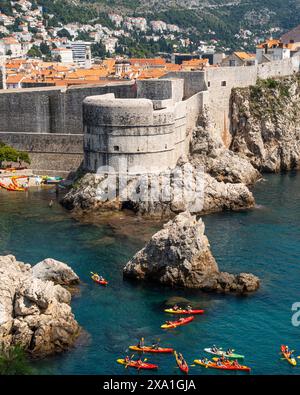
[61,165,255,219]
[0,255,80,358]
[123,211,260,293]
[191,122,261,185]
[32,258,80,286]
[231,75,300,172]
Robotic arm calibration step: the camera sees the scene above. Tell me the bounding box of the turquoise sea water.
[0,172,299,375]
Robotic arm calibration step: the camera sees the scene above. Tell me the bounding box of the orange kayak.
[129,345,174,353]
[194,359,251,372]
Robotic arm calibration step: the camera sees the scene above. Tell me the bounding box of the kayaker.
[212,345,218,353]
[173,304,179,311]
[125,356,130,363]
[216,359,222,367]
[151,342,159,350]
[136,358,143,367]
[220,355,225,362]
[186,305,193,311]
[233,360,240,368]
[138,338,145,348]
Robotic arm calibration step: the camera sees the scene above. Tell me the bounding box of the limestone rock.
[32,258,80,286]
[123,211,260,294]
[61,173,121,212]
[231,76,300,172]
[191,117,260,185]
[62,163,255,220]
[202,173,255,214]
[0,255,80,358]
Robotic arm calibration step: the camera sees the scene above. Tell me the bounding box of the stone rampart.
[83,94,188,174]
[0,132,83,176]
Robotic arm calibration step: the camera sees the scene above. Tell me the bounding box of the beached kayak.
[117,359,158,370]
[194,359,251,372]
[129,345,174,353]
[281,345,297,366]
[204,348,244,360]
[174,351,189,374]
[161,316,194,329]
[164,308,204,315]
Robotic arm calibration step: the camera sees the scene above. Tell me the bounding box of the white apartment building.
[70,41,92,68]
[51,48,74,64]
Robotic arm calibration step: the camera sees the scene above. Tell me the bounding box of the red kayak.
[161,316,194,329]
[174,351,189,374]
[117,358,158,370]
[91,274,108,286]
[165,308,204,315]
[93,278,108,286]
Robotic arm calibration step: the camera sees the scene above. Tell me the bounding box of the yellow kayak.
[281,345,297,366]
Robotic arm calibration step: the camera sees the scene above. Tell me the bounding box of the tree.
[91,41,107,58]
[40,42,51,56]
[57,28,72,40]
[0,143,31,167]
[27,45,42,59]
[0,346,32,375]
[76,31,92,42]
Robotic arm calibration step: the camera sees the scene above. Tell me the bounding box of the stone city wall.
[205,55,300,145]
[0,82,135,135]
[0,132,83,176]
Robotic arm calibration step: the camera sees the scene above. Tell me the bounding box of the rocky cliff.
[0,255,80,358]
[231,75,300,172]
[123,211,260,293]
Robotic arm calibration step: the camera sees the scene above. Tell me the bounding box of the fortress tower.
[83,79,190,175]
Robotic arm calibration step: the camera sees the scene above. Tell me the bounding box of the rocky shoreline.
[123,211,260,293]
[0,255,80,358]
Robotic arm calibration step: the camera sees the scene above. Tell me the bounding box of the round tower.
[83,94,183,175]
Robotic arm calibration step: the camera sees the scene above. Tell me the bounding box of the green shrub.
[0,346,33,375]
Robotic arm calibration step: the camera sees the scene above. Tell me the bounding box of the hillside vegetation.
[36,0,300,47]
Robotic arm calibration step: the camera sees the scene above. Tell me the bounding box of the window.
[113,146,120,151]
[221,81,226,87]
[207,81,211,87]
